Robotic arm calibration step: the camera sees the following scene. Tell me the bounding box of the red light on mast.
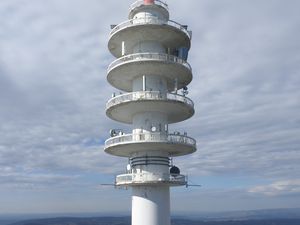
[144,0,155,5]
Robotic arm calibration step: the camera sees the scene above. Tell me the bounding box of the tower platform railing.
[105,132,196,148]
[108,52,191,73]
[106,91,194,111]
[110,16,191,39]
[130,0,168,11]
[115,172,187,186]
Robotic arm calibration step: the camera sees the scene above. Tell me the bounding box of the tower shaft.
[132,186,170,225]
[105,1,196,224]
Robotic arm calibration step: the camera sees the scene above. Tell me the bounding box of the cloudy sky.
[0,0,300,215]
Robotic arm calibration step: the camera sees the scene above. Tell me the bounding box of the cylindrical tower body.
[132,186,170,225]
[105,1,196,225]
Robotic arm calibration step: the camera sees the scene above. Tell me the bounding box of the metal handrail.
[110,16,191,39]
[107,52,192,73]
[116,173,186,184]
[105,132,196,149]
[130,0,168,11]
[106,91,194,111]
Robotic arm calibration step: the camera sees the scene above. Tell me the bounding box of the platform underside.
[108,24,190,58]
[105,141,196,157]
[106,99,194,124]
[107,60,192,92]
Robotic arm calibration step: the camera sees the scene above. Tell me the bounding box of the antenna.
[185,176,202,188]
[100,183,116,187]
[109,129,124,137]
[186,184,202,188]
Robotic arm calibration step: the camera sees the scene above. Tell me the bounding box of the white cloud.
[0,173,76,187]
[172,0,300,180]
[249,180,300,196]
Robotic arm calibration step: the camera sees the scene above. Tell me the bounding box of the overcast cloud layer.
[0,0,300,214]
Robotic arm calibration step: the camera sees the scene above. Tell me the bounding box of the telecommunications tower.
[104,0,196,225]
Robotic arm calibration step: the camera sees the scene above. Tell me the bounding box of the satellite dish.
[110,129,117,137]
[110,129,124,137]
[170,166,180,175]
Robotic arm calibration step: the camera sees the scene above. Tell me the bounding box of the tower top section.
[129,0,169,21]
[144,0,155,4]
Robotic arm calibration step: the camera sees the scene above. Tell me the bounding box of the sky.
[0,0,300,215]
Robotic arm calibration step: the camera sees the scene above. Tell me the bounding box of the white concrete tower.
[105,1,196,225]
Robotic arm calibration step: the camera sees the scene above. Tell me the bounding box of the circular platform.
[115,173,187,187]
[106,91,194,124]
[104,132,197,157]
[108,19,191,58]
[107,53,192,92]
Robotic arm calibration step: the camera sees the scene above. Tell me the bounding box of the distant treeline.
[10,217,300,225]
[173,219,300,225]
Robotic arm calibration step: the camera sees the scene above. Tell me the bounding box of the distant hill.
[10,217,131,225]
[173,219,300,225]
[181,208,300,221]
[9,218,300,225]
[4,208,300,225]
[0,220,18,225]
